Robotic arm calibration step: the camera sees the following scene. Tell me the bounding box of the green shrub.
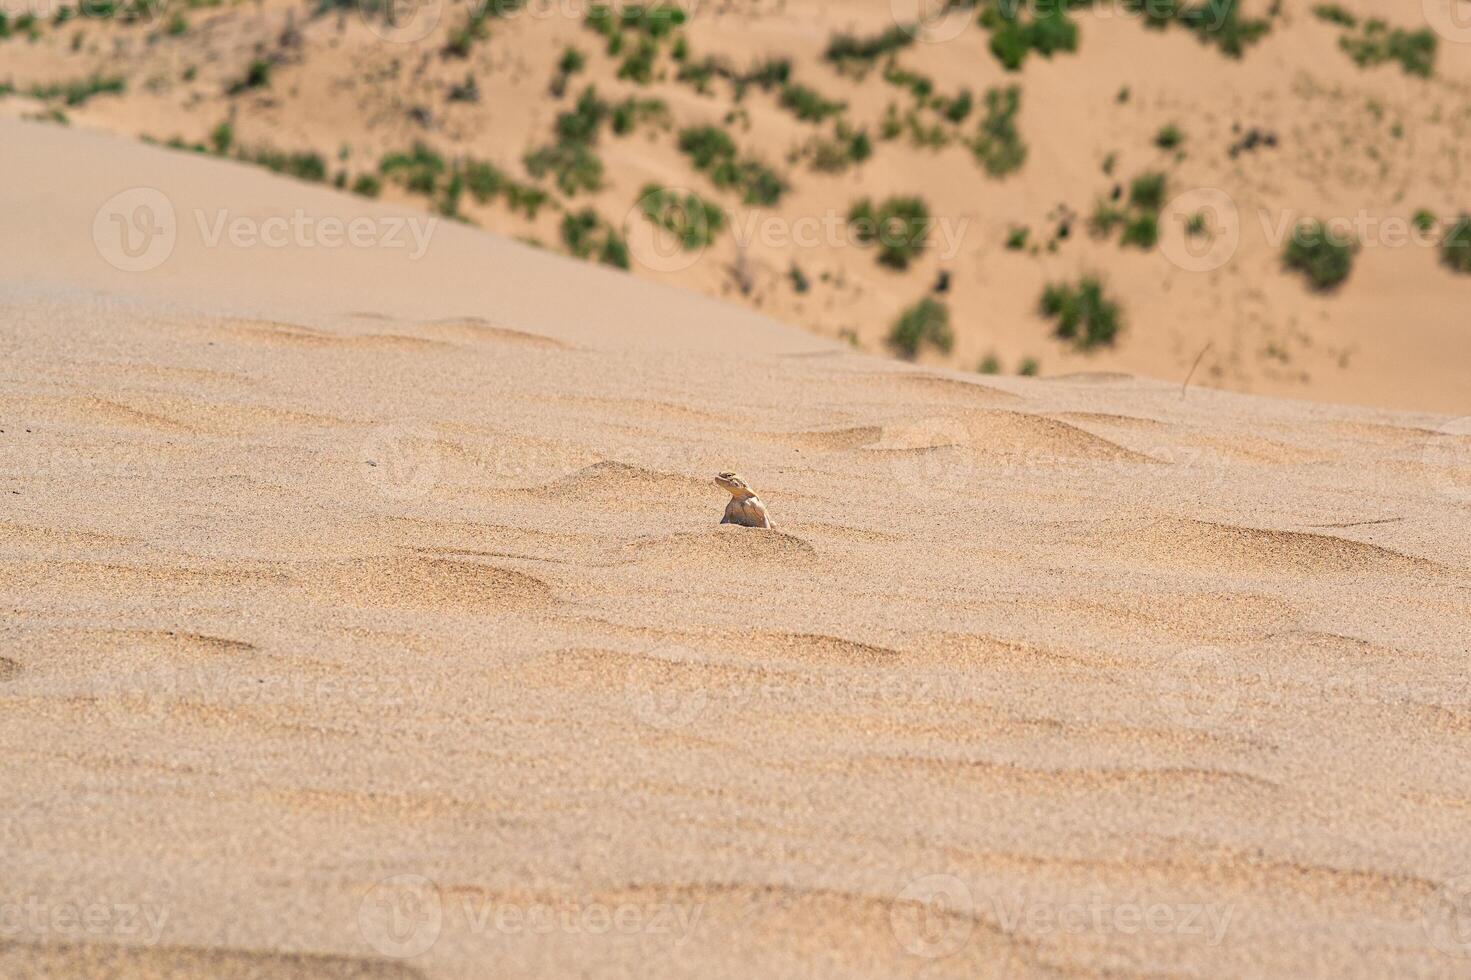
[1123,0,1179,28]
[524,87,608,195]
[638,184,724,250]
[939,89,973,123]
[1129,171,1167,211]
[887,297,953,358]
[610,96,669,135]
[555,87,608,144]
[1313,4,1356,27]
[227,59,271,94]
[1018,357,1040,376]
[1120,212,1159,249]
[443,12,487,58]
[463,160,505,202]
[1339,21,1436,78]
[972,85,1026,177]
[523,140,602,194]
[1177,0,1272,58]
[380,142,446,195]
[1089,202,1126,237]
[1282,220,1358,290]
[677,125,786,205]
[561,208,629,269]
[558,46,586,75]
[743,57,790,92]
[978,351,1001,374]
[208,119,233,154]
[1040,277,1122,350]
[618,35,658,83]
[1155,123,1184,150]
[351,174,381,197]
[1412,209,1437,233]
[779,82,845,123]
[677,125,736,169]
[980,4,1079,71]
[30,74,125,105]
[240,145,327,182]
[849,196,931,270]
[1441,215,1471,274]
[447,73,479,102]
[617,4,685,37]
[1005,226,1029,250]
[882,61,933,100]
[823,25,914,75]
[802,122,871,173]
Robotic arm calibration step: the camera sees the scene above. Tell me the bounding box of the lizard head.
[715,471,756,499]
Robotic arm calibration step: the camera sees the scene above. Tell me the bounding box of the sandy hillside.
[3,116,1471,977]
[2,0,1470,411]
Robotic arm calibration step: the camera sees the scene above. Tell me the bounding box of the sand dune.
[0,117,1469,979]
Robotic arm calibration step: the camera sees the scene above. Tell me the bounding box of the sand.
[3,0,1471,411]
[1,117,1470,978]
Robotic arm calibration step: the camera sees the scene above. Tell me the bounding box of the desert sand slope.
[1,118,1470,978]
[6,0,1471,411]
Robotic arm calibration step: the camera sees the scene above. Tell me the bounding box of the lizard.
[714,472,774,529]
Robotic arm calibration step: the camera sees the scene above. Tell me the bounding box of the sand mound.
[1066,519,1440,578]
[416,316,571,349]
[767,425,886,451]
[524,461,712,502]
[307,556,555,611]
[618,527,817,567]
[207,317,448,353]
[877,373,1019,404]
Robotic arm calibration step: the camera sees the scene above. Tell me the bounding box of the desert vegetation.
[1282,220,1359,291]
[1441,215,1471,275]
[848,196,931,270]
[638,184,724,250]
[887,297,952,359]
[677,126,786,206]
[1040,277,1123,350]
